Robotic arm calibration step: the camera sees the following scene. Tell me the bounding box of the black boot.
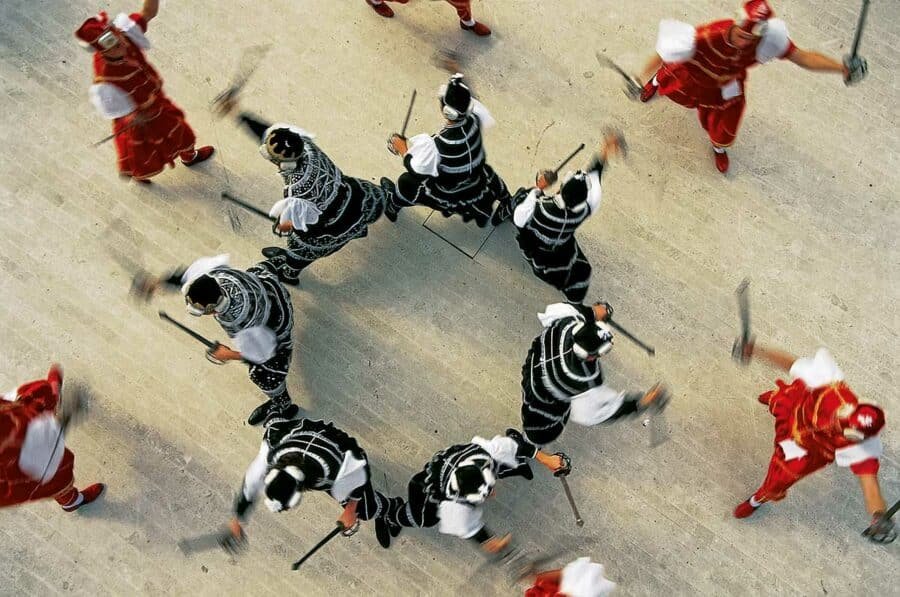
[381,177,401,223]
[374,517,392,549]
[247,400,299,426]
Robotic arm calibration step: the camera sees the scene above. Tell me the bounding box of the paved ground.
[1,0,898,595]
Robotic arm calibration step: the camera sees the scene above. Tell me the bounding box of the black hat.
[441,74,472,118]
[262,127,305,162]
[560,173,589,207]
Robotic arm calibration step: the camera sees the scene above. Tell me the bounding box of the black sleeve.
[237,112,273,141]
[468,526,494,544]
[233,487,255,521]
[603,392,642,422]
[584,155,605,181]
[162,266,187,289]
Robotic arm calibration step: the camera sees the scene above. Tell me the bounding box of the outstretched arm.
[859,474,887,515]
[140,0,160,23]
[746,344,796,373]
[640,54,664,83]
[787,47,847,77]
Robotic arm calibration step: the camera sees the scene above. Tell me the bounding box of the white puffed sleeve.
[180,254,231,291]
[470,435,519,468]
[569,385,627,425]
[329,451,369,502]
[437,500,485,538]
[233,326,278,364]
[18,414,64,483]
[513,188,542,227]
[789,348,844,389]
[269,197,323,232]
[89,83,136,119]
[560,557,617,597]
[470,99,496,131]
[834,436,883,468]
[113,13,151,50]
[585,170,602,214]
[407,134,440,177]
[537,303,582,327]
[756,19,792,64]
[656,19,696,63]
[242,441,270,501]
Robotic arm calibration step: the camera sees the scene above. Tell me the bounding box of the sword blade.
[400,89,417,138]
[559,476,584,527]
[735,278,751,345]
[292,524,344,570]
[552,143,586,176]
[178,530,227,555]
[158,311,217,348]
[220,192,274,221]
[606,318,655,356]
[595,52,642,98]
[850,0,870,59]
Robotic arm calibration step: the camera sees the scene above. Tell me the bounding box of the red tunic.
[93,14,196,179]
[0,369,76,508]
[752,378,879,502]
[655,19,796,146]
[525,578,562,597]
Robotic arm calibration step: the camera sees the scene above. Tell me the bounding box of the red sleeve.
[850,458,879,476]
[780,40,797,60]
[129,12,148,32]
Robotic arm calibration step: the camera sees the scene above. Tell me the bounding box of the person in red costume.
[75,0,214,183]
[731,339,896,544]
[0,365,104,512]
[365,0,492,36]
[637,0,867,174]
[524,557,616,597]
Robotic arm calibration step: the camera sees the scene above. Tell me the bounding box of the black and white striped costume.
[395,101,509,228]
[513,160,606,303]
[521,304,641,446]
[380,433,535,541]
[234,418,397,522]
[172,255,295,413]
[239,113,399,284]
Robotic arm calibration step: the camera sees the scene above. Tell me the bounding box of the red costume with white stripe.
[0,366,76,508]
[652,12,795,148]
[750,348,883,504]
[525,558,616,597]
[76,12,203,180]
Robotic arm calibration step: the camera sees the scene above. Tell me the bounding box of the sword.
[559,477,584,527]
[552,143,586,176]
[91,119,140,147]
[220,192,274,221]
[849,0,870,60]
[158,311,217,348]
[400,89,417,138]
[862,498,899,543]
[158,310,233,365]
[595,52,642,100]
[220,192,286,236]
[607,318,655,356]
[291,523,345,570]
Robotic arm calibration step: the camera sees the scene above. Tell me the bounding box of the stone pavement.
[1,0,897,595]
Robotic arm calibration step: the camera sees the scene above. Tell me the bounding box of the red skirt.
[113,96,196,180]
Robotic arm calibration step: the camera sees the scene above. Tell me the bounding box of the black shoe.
[374,517,392,549]
[389,522,402,538]
[247,401,300,426]
[261,246,285,259]
[380,177,400,223]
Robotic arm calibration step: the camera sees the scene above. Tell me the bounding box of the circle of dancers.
[2,2,894,596]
